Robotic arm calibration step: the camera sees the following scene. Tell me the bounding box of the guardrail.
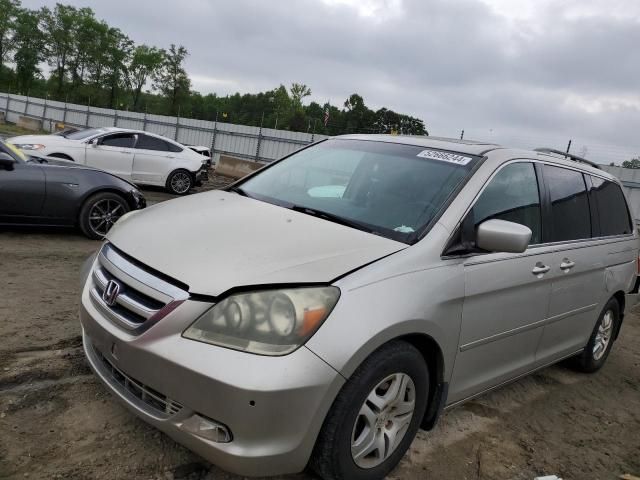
[0,92,327,164]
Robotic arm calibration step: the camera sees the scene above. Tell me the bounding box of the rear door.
[449,161,555,403]
[85,132,136,181]
[535,165,605,363]
[132,134,181,185]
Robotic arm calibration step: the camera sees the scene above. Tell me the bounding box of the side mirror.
[90,138,99,147]
[0,152,15,171]
[476,219,531,253]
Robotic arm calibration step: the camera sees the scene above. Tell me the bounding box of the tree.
[0,0,20,82]
[102,28,133,108]
[13,8,45,94]
[289,83,311,108]
[127,45,164,109]
[622,158,640,169]
[153,44,191,115]
[42,3,79,93]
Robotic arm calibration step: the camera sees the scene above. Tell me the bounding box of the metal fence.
[0,92,327,164]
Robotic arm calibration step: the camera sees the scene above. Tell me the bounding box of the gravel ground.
[1,174,640,480]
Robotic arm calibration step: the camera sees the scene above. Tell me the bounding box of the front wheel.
[166,169,193,195]
[311,341,429,480]
[571,298,620,373]
[79,192,130,240]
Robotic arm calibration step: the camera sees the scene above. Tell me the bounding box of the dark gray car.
[0,139,146,239]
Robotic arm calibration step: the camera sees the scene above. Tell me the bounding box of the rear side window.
[543,165,591,242]
[590,176,632,236]
[472,162,542,244]
[136,135,171,152]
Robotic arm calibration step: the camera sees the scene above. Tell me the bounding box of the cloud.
[21,0,640,162]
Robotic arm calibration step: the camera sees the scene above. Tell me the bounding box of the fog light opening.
[180,414,232,443]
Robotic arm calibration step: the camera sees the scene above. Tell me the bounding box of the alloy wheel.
[593,309,614,361]
[170,172,191,194]
[351,373,416,469]
[88,199,125,237]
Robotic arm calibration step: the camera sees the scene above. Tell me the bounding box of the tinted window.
[100,133,136,148]
[472,162,542,244]
[544,165,591,242]
[167,142,183,153]
[136,135,170,152]
[590,176,632,236]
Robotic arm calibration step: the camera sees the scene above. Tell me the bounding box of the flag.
[323,107,330,127]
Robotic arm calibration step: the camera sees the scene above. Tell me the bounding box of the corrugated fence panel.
[0,92,318,163]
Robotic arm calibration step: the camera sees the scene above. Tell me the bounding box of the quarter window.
[472,162,542,245]
[590,176,632,236]
[543,165,591,242]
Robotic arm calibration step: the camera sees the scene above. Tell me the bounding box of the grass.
[0,121,49,137]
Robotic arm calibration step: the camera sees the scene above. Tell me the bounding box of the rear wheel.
[79,192,130,240]
[310,341,429,480]
[166,169,193,195]
[572,298,620,373]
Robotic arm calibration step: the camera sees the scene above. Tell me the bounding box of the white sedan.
[9,127,208,195]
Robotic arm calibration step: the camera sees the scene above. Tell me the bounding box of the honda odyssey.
[79,135,639,480]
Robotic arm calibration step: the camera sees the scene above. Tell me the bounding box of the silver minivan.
[79,135,639,480]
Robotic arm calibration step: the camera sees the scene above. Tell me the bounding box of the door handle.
[560,258,576,271]
[532,262,550,276]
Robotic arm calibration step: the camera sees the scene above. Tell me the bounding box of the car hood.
[8,134,77,146]
[106,190,407,296]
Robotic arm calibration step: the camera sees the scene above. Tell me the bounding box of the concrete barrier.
[215,155,264,179]
[17,115,43,131]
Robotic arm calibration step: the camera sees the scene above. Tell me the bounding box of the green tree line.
[0,1,427,135]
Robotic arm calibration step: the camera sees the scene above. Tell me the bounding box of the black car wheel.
[166,169,193,195]
[310,341,429,480]
[79,192,130,240]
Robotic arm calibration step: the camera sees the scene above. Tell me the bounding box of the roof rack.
[534,147,600,170]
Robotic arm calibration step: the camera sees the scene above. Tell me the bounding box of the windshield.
[239,139,480,243]
[1,141,27,162]
[64,127,109,140]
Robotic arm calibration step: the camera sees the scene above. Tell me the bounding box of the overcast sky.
[22,0,640,163]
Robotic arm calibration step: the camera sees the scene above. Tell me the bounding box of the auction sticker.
[416,149,472,166]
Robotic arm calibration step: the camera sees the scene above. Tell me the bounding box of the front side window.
[590,176,632,236]
[100,133,136,148]
[543,165,591,242]
[136,135,170,152]
[471,162,542,244]
[239,139,480,243]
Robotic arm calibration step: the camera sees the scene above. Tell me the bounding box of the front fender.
[306,263,465,382]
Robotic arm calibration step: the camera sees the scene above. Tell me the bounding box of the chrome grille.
[94,344,183,417]
[89,243,189,333]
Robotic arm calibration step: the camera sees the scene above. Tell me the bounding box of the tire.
[48,153,74,161]
[571,298,620,373]
[310,341,429,480]
[166,169,193,195]
[79,192,130,240]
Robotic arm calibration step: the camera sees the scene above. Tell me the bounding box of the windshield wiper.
[289,205,373,234]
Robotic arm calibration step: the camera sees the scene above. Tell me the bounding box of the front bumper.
[80,287,344,477]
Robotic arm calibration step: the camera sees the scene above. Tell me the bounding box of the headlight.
[183,287,340,355]
[14,143,45,150]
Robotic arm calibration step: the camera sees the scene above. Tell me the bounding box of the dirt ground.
[1,175,640,480]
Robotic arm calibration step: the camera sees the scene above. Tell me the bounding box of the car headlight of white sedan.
[12,143,46,150]
[183,287,340,355]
